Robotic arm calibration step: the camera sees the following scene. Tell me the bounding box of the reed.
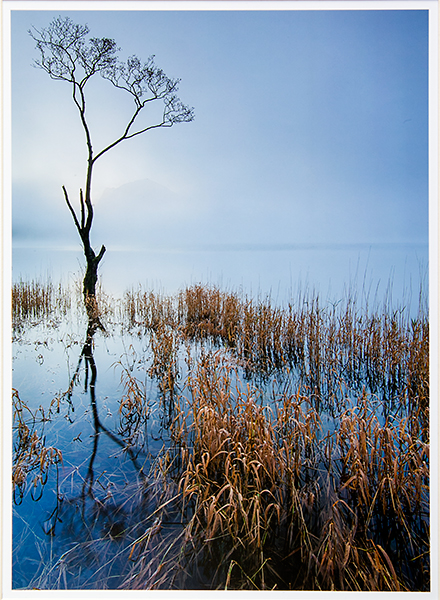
[161,351,429,590]
[123,287,177,332]
[12,389,63,505]
[148,323,180,402]
[116,348,150,447]
[173,283,428,416]
[12,278,73,332]
[78,282,434,589]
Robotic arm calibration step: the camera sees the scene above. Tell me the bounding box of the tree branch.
[80,188,85,230]
[62,186,81,233]
[93,118,168,163]
[95,245,106,264]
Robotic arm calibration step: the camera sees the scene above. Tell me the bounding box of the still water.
[13,242,429,313]
[12,316,173,589]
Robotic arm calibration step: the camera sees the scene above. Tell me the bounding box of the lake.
[12,241,429,314]
[10,240,431,590]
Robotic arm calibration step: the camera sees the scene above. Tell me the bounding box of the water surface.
[13,242,428,314]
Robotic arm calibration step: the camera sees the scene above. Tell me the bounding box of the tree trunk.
[83,245,106,299]
[62,185,106,325]
[83,245,106,325]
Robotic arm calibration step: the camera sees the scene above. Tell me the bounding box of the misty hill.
[93,178,193,249]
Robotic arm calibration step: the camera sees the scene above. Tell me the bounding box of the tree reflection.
[43,313,149,537]
[12,291,184,589]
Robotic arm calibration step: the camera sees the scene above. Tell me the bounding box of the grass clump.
[12,278,73,336]
[12,389,63,506]
[159,351,429,591]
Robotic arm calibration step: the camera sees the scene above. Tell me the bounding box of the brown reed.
[163,351,429,591]
[12,278,73,332]
[12,389,63,505]
[93,280,430,590]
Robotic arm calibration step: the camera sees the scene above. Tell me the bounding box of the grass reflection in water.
[12,278,429,591]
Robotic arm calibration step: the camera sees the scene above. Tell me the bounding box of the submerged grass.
[12,389,63,506]
[12,278,430,591]
[12,278,73,333]
[158,352,428,591]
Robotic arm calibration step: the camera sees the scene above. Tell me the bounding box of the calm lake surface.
[11,240,430,590]
[12,318,170,588]
[13,242,429,314]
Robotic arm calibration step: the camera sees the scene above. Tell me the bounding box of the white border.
[2,0,440,12]
[2,2,438,599]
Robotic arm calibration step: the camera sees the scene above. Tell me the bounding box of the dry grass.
[12,278,73,333]
[123,287,177,332]
[132,282,428,591]
[155,349,429,591]
[12,389,63,505]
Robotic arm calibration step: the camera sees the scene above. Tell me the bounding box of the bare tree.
[29,16,194,308]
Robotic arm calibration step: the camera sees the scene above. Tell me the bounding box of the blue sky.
[11,5,429,255]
